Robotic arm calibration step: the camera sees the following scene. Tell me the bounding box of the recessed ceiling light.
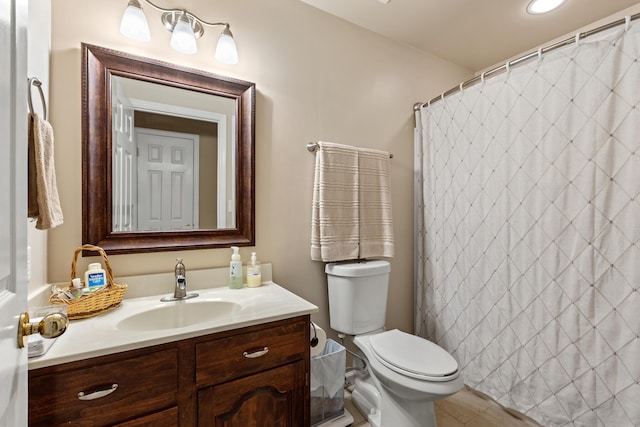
[527,0,566,14]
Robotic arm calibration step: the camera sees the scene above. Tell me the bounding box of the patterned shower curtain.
[415,21,639,427]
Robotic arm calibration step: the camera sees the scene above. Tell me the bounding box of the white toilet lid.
[369,329,459,381]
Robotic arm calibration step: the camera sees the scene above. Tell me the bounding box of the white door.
[111,78,137,232]
[136,128,199,231]
[0,0,29,425]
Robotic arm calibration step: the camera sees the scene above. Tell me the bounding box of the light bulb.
[170,14,197,54]
[120,0,150,42]
[527,0,566,14]
[215,25,239,65]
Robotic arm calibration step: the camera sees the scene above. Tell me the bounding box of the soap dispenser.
[229,246,243,289]
[247,252,262,287]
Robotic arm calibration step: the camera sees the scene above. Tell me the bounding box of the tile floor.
[344,385,542,427]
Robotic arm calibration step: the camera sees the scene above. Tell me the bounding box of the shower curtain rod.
[414,11,640,110]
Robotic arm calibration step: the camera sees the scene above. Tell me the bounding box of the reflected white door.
[0,0,28,425]
[136,128,199,231]
[111,78,137,232]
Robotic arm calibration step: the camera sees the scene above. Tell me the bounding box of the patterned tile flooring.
[345,386,542,427]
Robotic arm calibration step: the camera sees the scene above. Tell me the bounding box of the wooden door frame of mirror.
[82,43,255,255]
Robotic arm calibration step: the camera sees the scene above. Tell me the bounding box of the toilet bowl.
[351,330,463,427]
[326,261,463,427]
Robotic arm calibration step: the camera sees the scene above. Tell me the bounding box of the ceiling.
[300,0,640,71]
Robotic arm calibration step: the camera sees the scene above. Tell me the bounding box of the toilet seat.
[369,329,459,382]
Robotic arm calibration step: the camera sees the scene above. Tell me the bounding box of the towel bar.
[307,142,393,158]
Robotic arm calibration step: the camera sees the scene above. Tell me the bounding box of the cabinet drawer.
[196,318,307,386]
[29,348,178,426]
[115,406,178,427]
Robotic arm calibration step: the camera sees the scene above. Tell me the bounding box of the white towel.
[311,141,360,262]
[28,113,64,230]
[310,141,394,262]
[358,147,394,259]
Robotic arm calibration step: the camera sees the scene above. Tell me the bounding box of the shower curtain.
[415,21,640,427]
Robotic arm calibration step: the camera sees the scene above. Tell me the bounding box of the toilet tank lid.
[325,260,390,277]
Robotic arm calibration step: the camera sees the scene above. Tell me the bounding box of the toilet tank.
[325,260,390,335]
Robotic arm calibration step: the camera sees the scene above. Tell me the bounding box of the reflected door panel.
[136,128,198,231]
[112,77,137,232]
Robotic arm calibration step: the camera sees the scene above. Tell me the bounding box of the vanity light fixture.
[527,0,567,14]
[119,0,239,64]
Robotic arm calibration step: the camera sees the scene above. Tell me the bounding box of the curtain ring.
[480,72,486,83]
[537,47,543,59]
[505,61,510,72]
[459,82,464,92]
[441,92,445,101]
[575,33,581,45]
[625,15,631,31]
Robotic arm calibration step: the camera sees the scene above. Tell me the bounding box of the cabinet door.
[198,361,305,427]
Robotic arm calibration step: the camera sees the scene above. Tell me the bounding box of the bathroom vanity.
[27,282,317,426]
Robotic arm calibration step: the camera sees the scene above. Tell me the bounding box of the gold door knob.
[17,312,69,348]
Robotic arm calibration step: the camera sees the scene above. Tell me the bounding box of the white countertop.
[29,282,318,370]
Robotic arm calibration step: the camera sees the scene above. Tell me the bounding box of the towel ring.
[28,77,47,121]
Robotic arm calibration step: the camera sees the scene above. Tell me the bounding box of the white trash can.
[311,339,346,426]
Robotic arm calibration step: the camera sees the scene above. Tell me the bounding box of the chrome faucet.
[161,258,198,302]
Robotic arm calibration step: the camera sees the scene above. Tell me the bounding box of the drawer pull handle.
[77,384,118,400]
[243,346,269,359]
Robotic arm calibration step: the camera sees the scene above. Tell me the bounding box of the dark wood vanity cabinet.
[196,318,308,426]
[28,316,310,427]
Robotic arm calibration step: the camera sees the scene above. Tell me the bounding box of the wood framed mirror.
[82,43,255,254]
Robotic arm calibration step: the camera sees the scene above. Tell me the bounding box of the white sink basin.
[116,299,241,331]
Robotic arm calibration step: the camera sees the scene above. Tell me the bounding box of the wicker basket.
[49,244,127,320]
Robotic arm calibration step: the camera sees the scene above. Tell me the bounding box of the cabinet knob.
[17,312,68,348]
[243,346,269,359]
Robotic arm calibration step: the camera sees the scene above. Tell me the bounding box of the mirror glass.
[111,76,237,232]
[82,43,255,254]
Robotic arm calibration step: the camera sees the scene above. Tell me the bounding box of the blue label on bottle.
[87,272,106,288]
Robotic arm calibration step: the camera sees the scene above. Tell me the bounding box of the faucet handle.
[175,258,185,277]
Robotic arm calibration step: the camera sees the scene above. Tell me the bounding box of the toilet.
[326,260,463,427]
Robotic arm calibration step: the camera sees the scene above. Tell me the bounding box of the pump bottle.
[229,246,243,289]
[247,252,262,287]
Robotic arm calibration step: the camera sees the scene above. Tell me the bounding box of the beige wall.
[47,0,472,336]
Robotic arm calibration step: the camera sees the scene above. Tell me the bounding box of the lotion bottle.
[246,252,262,287]
[84,262,107,292]
[229,246,243,289]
